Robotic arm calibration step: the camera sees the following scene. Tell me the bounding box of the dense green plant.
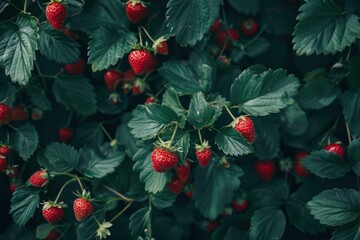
[0,0,360,239]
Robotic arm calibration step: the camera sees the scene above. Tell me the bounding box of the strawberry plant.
[0,0,360,240]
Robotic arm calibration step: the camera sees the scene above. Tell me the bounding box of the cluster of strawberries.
[0,145,21,193]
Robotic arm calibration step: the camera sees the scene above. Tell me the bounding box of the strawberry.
[255,161,275,181]
[232,116,256,143]
[108,93,121,105]
[324,143,345,158]
[11,104,27,122]
[210,20,222,33]
[31,108,44,121]
[294,151,310,177]
[46,1,67,30]
[124,69,136,81]
[125,0,149,24]
[123,83,131,94]
[104,70,123,91]
[183,185,194,198]
[240,19,260,37]
[167,177,184,194]
[9,179,21,193]
[216,29,240,50]
[153,37,169,55]
[202,220,218,232]
[128,50,157,75]
[0,144,11,156]
[58,127,73,143]
[42,202,66,224]
[0,156,8,172]
[45,230,60,240]
[151,147,179,172]
[175,160,191,183]
[195,141,212,167]
[145,96,157,104]
[132,78,146,95]
[222,207,233,217]
[73,191,94,221]
[232,198,249,212]
[29,170,49,188]
[0,103,12,124]
[64,57,85,75]
[6,166,18,178]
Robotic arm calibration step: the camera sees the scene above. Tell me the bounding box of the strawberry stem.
[99,123,113,141]
[109,201,133,223]
[167,123,179,148]
[75,175,84,192]
[198,129,203,145]
[138,27,143,46]
[103,185,133,202]
[223,105,236,120]
[66,110,73,127]
[147,195,153,239]
[23,0,27,12]
[141,27,156,43]
[55,178,77,203]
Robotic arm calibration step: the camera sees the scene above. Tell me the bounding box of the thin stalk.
[147,195,152,239]
[75,175,84,192]
[223,105,236,120]
[23,0,27,12]
[109,201,133,223]
[198,129,203,145]
[55,179,77,203]
[99,123,113,141]
[167,123,179,148]
[141,27,156,43]
[138,27,143,46]
[103,185,133,202]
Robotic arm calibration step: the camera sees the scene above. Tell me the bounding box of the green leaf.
[165,0,221,46]
[10,186,40,226]
[230,68,300,116]
[342,89,360,137]
[88,27,137,71]
[128,104,179,140]
[0,224,36,240]
[70,0,129,34]
[347,57,360,88]
[162,88,186,115]
[193,162,244,220]
[26,86,52,111]
[129,207,150,237]
[0,12,38,85]
[293,0,360,55]
[331,222,360,240]
[307,188,360,226]
[0,82,16,106]
[38,22,80,64]
[215,127,253,156]
[79,144,125,178]
[44,142,79,173]
[228,0,259,14]
[71,121,104,148]
[159,60,201,95]
[187,92,221,129]
[249,207,286,240]
[116,123,139,158]
[189,51,217,93]
[302,150,351,179]
[53,75,97,117]
[253,116,280,159]
[11,123,38,161]
[349,139,360,175]
[152,190,177,209]
[36,224,53,239]
[297,77,341,110]
[279,103,308,136]
[249,179,289,208]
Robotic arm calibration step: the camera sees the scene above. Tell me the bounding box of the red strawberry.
[210,20,222,33]
[42,202,66,224]
[240,19,260,37]
[167,177,184,194]
[9,182,17,193]
[151,147,179,172]
[202,220,218,232]
[216,29,240,50]
[0,145,11,156]
[153,37,169,55]
[125,1,149,24]
[11,104,27,122]
[324,143,345,158]
[45,230,61,240]
[58,127,73,143]
[46,1,67,30]
[195,141,212,167]
[64,58,85,75]
[132,78,146,95]
[183,185,194,198]
[145,96,157,104]
[31,108,44,121]
[0,156,8,172]
[294,151,310,177]
[6,166,18,178]
[73,191,94,221]
[232,116,256,143]
[104,70,123,91]
[124,69,136,81]
[128,50,157,75]
[232,198,249,212]
[175,160,191,183]
[255,161,275,181]
[0,103,12,124]
[29,170,49,188]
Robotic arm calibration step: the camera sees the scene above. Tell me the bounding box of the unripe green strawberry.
[46,1,67,30]
[29,170,49,188]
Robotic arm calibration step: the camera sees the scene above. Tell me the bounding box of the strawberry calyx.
[108,93,121,105]
[132,42,155,52]
[74,189,94,202]
[195,140,211,152]
[154,138,180,153]
[42,201,68,210]
[126,0,149,7]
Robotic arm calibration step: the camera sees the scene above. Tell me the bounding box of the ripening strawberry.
[42,202,66,224]
[0,156,8,172]
[153,38,169,55]
[132,78,146,95]
[6,166,18,178]
[232,198,249,212]
[175,160,191,183]
[240,19,260,37]
[64,57,85,75]
[210,20,222,33]
[29,170,49,188]
[46,1,67,30]
[128,50,157,75]
[125,0,149,24]
[195,141,212,167]
[11,104,27,122]
[44,230,61,240]
[9,179,21,193]
[232,116,256,143]
[0,145,11,156]
[324,143,345,158]
[104,70,123,91]
[124,69,136,81]
[9,182,17,193]
[145,96,157,104]
[183,185,194,198]
[216,29,240,50]
[108,93,121,105]
[254,161,275,181]
[0,103,12,124]
[294,151,310,177]
[167,177,184,194]
[73,191,94,221]
[58,127,73,143]
[202,220,218,232]
[151,147,179,172]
